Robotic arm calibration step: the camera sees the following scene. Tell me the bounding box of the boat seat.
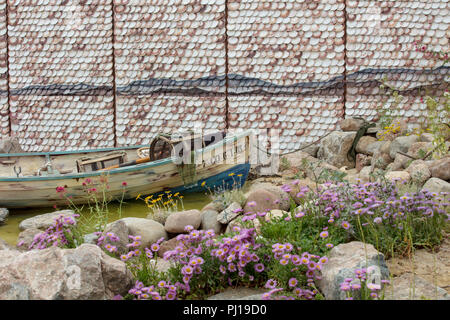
[76,152,127,173]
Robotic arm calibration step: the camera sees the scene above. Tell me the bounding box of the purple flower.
[341,221,350,230]
[254,263,265,273]
[319,231,329,238]
[288,278,298,287]
[265,279,277,289]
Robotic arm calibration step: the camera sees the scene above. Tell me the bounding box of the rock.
[355,136,378,155]
[0,137,24,154]
[388,152,410,171]
[385,274,449,300]
[359,166,372,183]
[202,200,226,213]
[406,160,431,186]
[16,228,43,251]
[83,233,99,245]
[248,183,290,211]
[419,133,434,142]
[243,189,282,215]
[0,238,14,251]
[109,217,167,248]
[158,237,179,258]
[317,241,390,300]
[150,258,173,273]
[280,150,317,169]
[265,209,289,221]
[298,143,319,158]
[365,141,384,156]
[379,141,391,155]
[385,171,411,183]
[146,209,172,225]
[408,142,433,159]
[217,202,243,224]
[387,237,450,294]
[339,118,365,131]
[207,287,266,300]
[317,131,357,168]
[0,244,133,299]
[19,210,76,231]
[389,135,419,159]
[428,157,450,181]
[0,208,8,224]
[201,209,223,234]
[355,153,371,172]
[371,150,393,170]
[422,178,450,194]
[102,219,129,254]
[164,210,202,234]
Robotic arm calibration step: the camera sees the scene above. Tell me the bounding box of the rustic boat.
[0,130,252,208]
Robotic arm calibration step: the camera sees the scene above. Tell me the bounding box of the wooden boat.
[0,130,252,208]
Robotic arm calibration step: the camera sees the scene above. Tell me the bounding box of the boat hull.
[0,132,252,208]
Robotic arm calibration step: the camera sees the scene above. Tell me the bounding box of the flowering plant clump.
[21,214,81,250]
[264,179,448,258]
[339,268,390,300]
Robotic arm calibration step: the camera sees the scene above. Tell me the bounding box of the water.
[0,191,212,246]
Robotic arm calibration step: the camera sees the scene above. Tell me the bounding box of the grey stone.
[0,244,133,300]
[0,208,8,225]
[164,210,202,234]
[406,160,431,186]
[102,219,129,254]
[355,136,378,155]
[317,131,357,169]
[428,156,450,181]
[217,202,243,224]
[422,178,450,194]
[19,210,76,231]
[83,233,99,245]
[385,171,411,183]
[201,209,223,234]
[16,228,43,251]
[365,141,384,156]
[339,118,365,131]
[389,135,419,159]
[0,238,14,251]
[317,241,390,300]
[108,217,167,248]
[0,137,24,154]
[385,274,449,300]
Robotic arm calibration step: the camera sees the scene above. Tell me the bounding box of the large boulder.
[243,189,285,215]
[0,244,133,299]
[102,219,129,254]
[201,209,223,234]
[217,202,243,224]
[107,217,167,248]
[317,241,390,300]
[422,178,450,194]
[164,210,202,234]
[385,171,411,184]
[384,274,449,300]
[405,160,431,186]
[428,157,450,181]
[407,142,433,159]
[355,136,378,155]
[389,135,419,159]
[0,238,14,251]
[19,210,76,231]
[371,149,393,170]
[317,131,357,168]
[16,228,42,251]
[364,141,384,156]
[158,237,179,258]
[0,208,8,225]
[0,137,24,154]
[339,118,365,132]
[248,183,290,210]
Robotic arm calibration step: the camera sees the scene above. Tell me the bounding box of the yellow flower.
[165,190,171,194]
[135,193,141,200]
[174,192,180,197]
[237,174,243,177]
[201,181,206,187]
[228,173,235,176]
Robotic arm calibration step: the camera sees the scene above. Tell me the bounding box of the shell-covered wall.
[0,0,448,152]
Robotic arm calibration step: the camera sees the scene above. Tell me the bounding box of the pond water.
[0,191,212,246]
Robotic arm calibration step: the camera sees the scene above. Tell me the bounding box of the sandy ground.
[386,234,450,294]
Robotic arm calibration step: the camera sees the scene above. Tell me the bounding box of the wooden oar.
[100,157,151,171]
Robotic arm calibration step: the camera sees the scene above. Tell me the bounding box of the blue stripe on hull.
[154,163,251,197]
